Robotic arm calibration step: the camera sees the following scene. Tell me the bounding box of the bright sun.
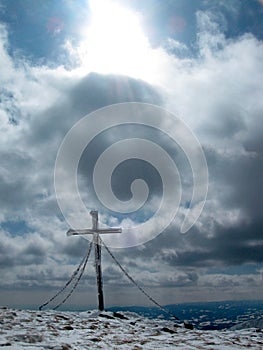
[77,0,161,82]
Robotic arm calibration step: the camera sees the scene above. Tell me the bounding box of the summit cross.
[67,210,122,311]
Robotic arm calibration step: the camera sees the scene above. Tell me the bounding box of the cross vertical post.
[91,210,104,311]
[67,211,122,311]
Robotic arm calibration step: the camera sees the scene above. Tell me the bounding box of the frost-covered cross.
[67,210,122,311]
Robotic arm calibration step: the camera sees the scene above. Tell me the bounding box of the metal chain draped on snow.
[100,238,180,321]
[39,240,93,311]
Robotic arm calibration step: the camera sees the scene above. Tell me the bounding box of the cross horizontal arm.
[67,228,122,236]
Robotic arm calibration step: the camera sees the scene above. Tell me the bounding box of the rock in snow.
[0,307,263,349]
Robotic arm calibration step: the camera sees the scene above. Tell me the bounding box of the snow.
[0,307,263,349]
[230,318,263,331]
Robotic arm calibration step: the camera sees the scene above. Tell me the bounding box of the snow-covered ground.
[0,307,263,349]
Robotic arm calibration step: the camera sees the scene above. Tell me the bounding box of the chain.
[100,238,180,321]
[52,240,92,310]
[39,235,181,321]
[39,240,93,311]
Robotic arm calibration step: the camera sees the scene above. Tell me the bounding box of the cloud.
[0,3,263,306]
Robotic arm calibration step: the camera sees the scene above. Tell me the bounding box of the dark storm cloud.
[202,104,246,138]
[149,216,263,269]
[0,150,36,212]
[0,243,15,268]
[59,236,89,258]
[121,138,263,269]
[0,70,163,223]
[76,120,191,220]
[108,120,263,270]
[219,154,263,220]
[28,73,162,145]
[70,73,162,112]
[204,132,263,221]
[0,232,47,268]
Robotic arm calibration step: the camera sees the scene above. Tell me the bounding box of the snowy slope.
[0,307,263,349]
[230,318,263,331]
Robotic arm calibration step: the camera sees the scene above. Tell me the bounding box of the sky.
[0,0,263,309]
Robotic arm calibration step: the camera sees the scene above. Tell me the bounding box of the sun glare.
[77,0,161,81]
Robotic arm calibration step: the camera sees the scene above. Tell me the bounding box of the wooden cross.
[67,210,122,311]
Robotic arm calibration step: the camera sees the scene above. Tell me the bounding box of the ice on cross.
[67,210,122,236]
[66,211,122,311]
